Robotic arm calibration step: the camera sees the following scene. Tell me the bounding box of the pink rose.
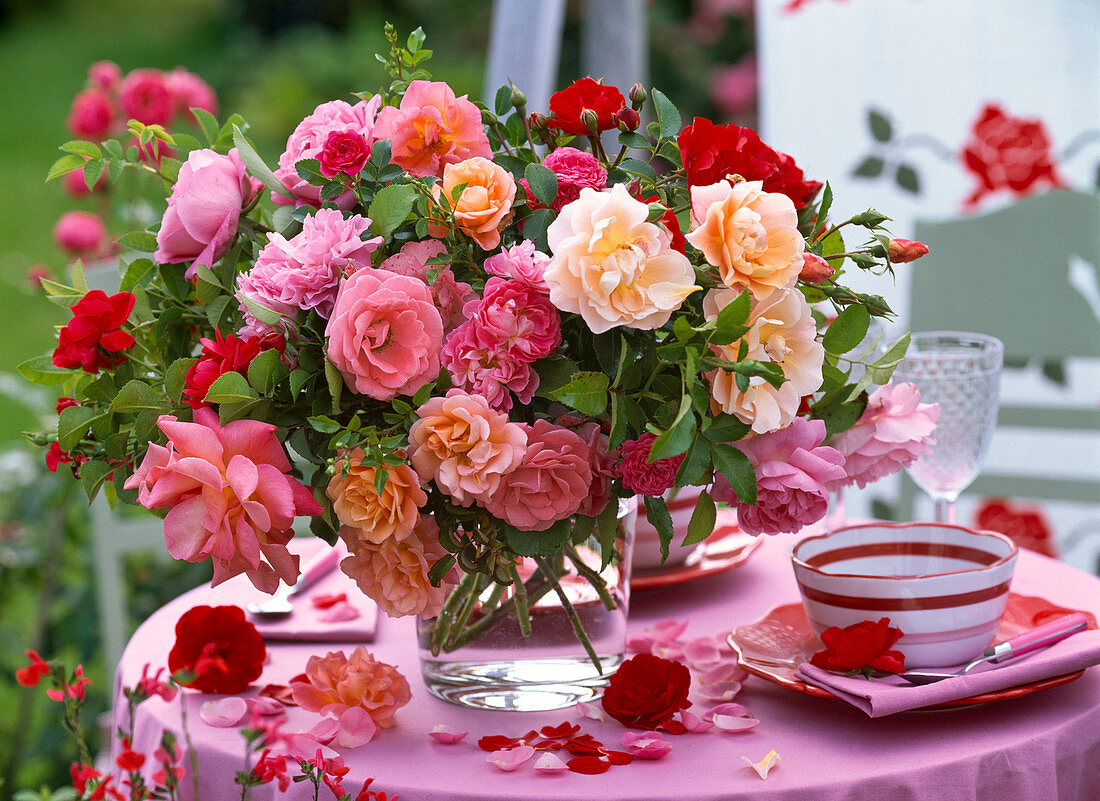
[273,97,381,208]
[470,277,561,362]
[325,267,444,401]
[63,164,107,198]
[67,89,115,140]
[707,56,758,119]
[373,80,491,178]
[165,68,218,121]
[318,130,371,178]
[483,240,551,294]
[830,382,939,489]
[799,253,835,283]
[483,420,592,531]
[573,421,615,518]
[154,148,253,276]
[122,407,323,592]
[53,211,106,256]
[618,433,685,496]
[119,68,174,126]
[442,321,538,412]
[88,60,122,92]
[714,418,846,536]
[538,146,608,211]
[379,240,476,333]
[887,238,929,264]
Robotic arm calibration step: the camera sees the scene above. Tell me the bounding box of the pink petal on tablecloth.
[333,707,378,748]
[311,592,347,609]
[429,723,468,744]
[708,703,759,732]
[621,731,673,759]
[697,662,747,685]
[246,696,286,717]
[677,709,715,733]
[533,752,569,773]
[302,716,341,745]
[319,601,361,623]
[199,697,247,727]
[487,745,536,771]
[575,700,606,722]
[742,749,781,779]
[684,636,723,668]
[697,679,743,703]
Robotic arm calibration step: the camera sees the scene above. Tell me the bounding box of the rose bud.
[528,112,548,132]
[887,238,929,264]
[799,252,835,283]
[510,86,527,110]
[88,60,122,91]
[615,108,641,133]
[580,108,600,135]
[629,83,647,109]
[53,211,107,256]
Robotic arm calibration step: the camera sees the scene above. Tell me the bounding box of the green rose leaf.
[110,380,163,413]
[710,288,752,346]
[368,183,417,239]
[649,395,695,461]
[116,231,159,252]
[164,357,197,404]
[550,371,609,416]
[57,405,99,451]
[203,372,258,405]
[524,163,558,208]
[18,355,72,386]
[683,489,717,547]
[650,88,682,139]
[504,519,571,557]
[232,124,292,199]
[642,494,675,563]
[247,348,284,395]
[822,304,871,355]
[711,442,756,505]
[80,459,113,503]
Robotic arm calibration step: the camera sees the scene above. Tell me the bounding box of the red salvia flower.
[15,649,50,687]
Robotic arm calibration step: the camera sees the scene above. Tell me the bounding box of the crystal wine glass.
[894,332,1004,524]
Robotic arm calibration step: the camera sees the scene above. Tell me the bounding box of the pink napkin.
[795,628,1100,716]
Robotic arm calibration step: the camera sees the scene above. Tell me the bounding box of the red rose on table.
[961,103,1065,209]
[168,605,266,694]
[52,289,136,373]
[547,78,626,136]
[677,117,821,209]
[601,653,692,729]
[810,617,906,674]
[319,130,372,178]
[183,330,285,409]
[976,498,1057,559]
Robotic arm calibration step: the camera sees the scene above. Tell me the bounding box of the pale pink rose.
[408,390,527,505]
[830,382,940,488]
[706,287,823,434]
[379,240,476,333]
[118,68,174,126]
[483,240,551,294]
[373,80,491,178]
[545,184,698,333]
[442,321,539,412]
[272,97,382,208]
[326,449,426,544]
[155,148,253,277]
[166,68,218,122]
[53,211,106,256]
[88,60,122,92]
[618,432,684,496]
[122,407,323,592]
[708,57,758,119]
[237,208,382,331]
[67,89,115,139]
[290,645,411,736]
[713,418,845,536]
[482,420,592,531]
[338,517,458,619]
[686,180,805,299]
[528,146,607,211]
[325,268,444,401]
[471,277,561,362]
[430,157,516,250]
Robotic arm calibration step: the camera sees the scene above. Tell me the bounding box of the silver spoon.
[246,547,341,618]
[899,613,1089,685]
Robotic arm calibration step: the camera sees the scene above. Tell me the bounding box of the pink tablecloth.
[112,534,1100,801]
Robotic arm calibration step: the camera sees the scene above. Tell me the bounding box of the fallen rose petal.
[574,700,606,722]
[487,746,535,771]
[533,752,569,773]
[697,680,743,703]
[302,716,341,745]
[684,637,722,668]
[334,706,379,748]
[283,731,340,758]
[259,684,297,706]
[318,601,361,623]
[677,709,715,733]
[742,749,781,779]
[246,696,286,717]
[712,714,760,732]
[311,592,347,609]
[429,724,468,744]
[566,755,612,774]
[540,722,580,738]
[604,750,634,766]
[621,731,673,760]
[698,662,748,685]
[478,734,525,752]
[199,697,247,727]
[651,619,689,643]
[656,719,687,735]
[706,703,753,720]
[626,634,658,654]
[652,644,686,661]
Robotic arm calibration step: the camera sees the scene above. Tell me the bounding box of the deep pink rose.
[155,148,254,276]
[714,418,845,535]
[537,146,608,211]
[123,407,323,592]
[53,211,107,256]
[88,60,122,92]
[319,130,371,178]
[67,89,115,140]
[574,421,615,518]
[119,68,174,126]
[830,382,939,489]
[325,268,444,401]
[470,277,561,362]
[618,432,684,496]
[442,321,538,412]
[165,68,218,121]
[379,240,476,333]
[483,420,592,531]
[483,240,551,294]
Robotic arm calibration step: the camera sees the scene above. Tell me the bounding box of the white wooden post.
[484,0,568,114]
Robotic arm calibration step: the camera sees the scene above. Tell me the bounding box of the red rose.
[183,330,285,409]
[52,289,136,374]
[168,605,266,694]
[601,654,692,729]
[961,103,1065,209]
[976,498,1057,559]
[548,77,626,136]
[319,130,372,178]
[618,432,685,496]
[677,117,821,209]
[809,617,906,674]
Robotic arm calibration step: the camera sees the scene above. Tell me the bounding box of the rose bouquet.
[24,26,929,696]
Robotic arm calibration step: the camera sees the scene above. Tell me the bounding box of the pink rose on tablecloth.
[338,516,458,619]
[524,146,607,211]
[272,97,382,208]
[154,148,255,277]
[713,417,845,535]
[53,211,107,257]
[618,432,684,497]
[483,240,551,294]
[482,419,592,531]
[379,240,476,333]
[67,89,115,139]
[237,208,381,330]
[123,407,323,592]
[373,80,491,178]
[442,321,539,412]
[165,68,218,121]
[326,449,426,544]
[830,382,939,489]
[118,68,173,126]
[471,277,561,362]
[325,267,444,401]
[409,390,527,506]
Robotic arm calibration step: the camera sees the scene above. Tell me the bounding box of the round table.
[112,534,1100,801]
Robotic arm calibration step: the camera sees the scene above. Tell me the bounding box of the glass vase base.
[420,654,624,711]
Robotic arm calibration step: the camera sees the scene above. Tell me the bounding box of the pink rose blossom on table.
[326,449,426,544]
[687,180,805,299]
[524,146,608,211]
[154,148,254,277]
[442,321,538,412]
[483,240,551,294]
[409,390,527,505]
[482,420,592,531]
[118,68,174,126]
[319,130,372,178]
[706,287,823,434]
[165,68,218,121]
[53,211,107,256]
[339,516,458,619]
[123,407,323,592]
[379,240,476,333]
[67,89,115,139]
[272,97,382,208]
[471,277,561,362]
[373,80,491,178]
[544,184,699,333]
[325,267,444,401]
[830,382,939,488]
[618,432,685,496]
[429,157,516,250]
[713,417,845,535]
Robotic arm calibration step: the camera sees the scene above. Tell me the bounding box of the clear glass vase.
[417,497,637,711]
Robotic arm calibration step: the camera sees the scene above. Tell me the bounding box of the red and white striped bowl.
[791,522,1018,668]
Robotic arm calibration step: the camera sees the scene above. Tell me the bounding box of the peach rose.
[338,517,458,619]
[326,450,426,544]
[544,184,698,334]
[408,390,527,506]
[706,287,823,434]
[686,180,804,299]
[430,157,516,250]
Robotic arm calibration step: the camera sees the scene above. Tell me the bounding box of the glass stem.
[932,498,956,524]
